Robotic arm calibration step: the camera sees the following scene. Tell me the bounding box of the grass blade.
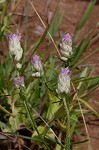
[79,98,99,117]
[76,0,97,30]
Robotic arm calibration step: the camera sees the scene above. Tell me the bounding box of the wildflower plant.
[0,1,99,150]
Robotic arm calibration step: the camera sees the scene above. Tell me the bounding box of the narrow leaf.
[76,0,97,30]
[79,98,99,117]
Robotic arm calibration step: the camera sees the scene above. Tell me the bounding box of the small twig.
[87,122,99,127]
[28,0,61,58]
[44,0,51,13]
[72,82,92,149]
[13,12,35,17]
[81,85,99,98]
[78,63,99,68]
[10,0,21,12]
[0,132,31,150]
[77,97,92,149]
[81,133,99,140]
[0,104,14,117]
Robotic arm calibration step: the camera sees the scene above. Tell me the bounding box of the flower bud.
[14,76,25,88]
[8,33,23,61]
[16,63,22,69]
[60,33,73,61]
[30,55,44,77]
[62,33,72,46]
[56,67,71,95]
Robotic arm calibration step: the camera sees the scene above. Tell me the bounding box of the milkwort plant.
[0,0,99,150]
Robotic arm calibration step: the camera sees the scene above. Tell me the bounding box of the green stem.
[19,90,50,150]
[63,97,70,150]
[0,104,14,117]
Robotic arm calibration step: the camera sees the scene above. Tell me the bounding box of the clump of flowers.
[60,33,73,61]
[30,55,44,77]
[14,76,25,88]
[56,67,71,95]
[8,33,23,68]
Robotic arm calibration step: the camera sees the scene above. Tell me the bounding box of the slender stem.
[63,97,70,150]
[28,103,64,147]
[77,96,92,150]
[28,0,61,58]
[12,101,17,130]
[19,90,50,150]
[0,104,14,117]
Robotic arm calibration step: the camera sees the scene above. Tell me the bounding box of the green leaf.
[26,25,49,56]
[22,26,49,71]
[46,90,60,120]
[76,0,97,30]
[32,125,55,140]
[28,79,40,106]
[87,76,99,90]
[79,98,99,117]
[0,121,12,132]
[25,79,38,95]
[55,133,62,150]
[14,133,38,140]
[8,107,26,132]
[0,0,6,3]
[71,39,90,66]
[0,104,14,117]
[75,47,99,67]
[77,67,88,96]
[49,7,63,38]
[77,67,88,90]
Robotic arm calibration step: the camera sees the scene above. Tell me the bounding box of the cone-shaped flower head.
[14,76,25,88]
[56,67,71,95]
[30,55,44,77]
[60,33,73,61]
[8,33,23,61]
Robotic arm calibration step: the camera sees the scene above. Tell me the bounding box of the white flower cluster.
[30,55,44,77]
[56,67,71,95]
[60,33,73,61]
[8,33,23,68]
